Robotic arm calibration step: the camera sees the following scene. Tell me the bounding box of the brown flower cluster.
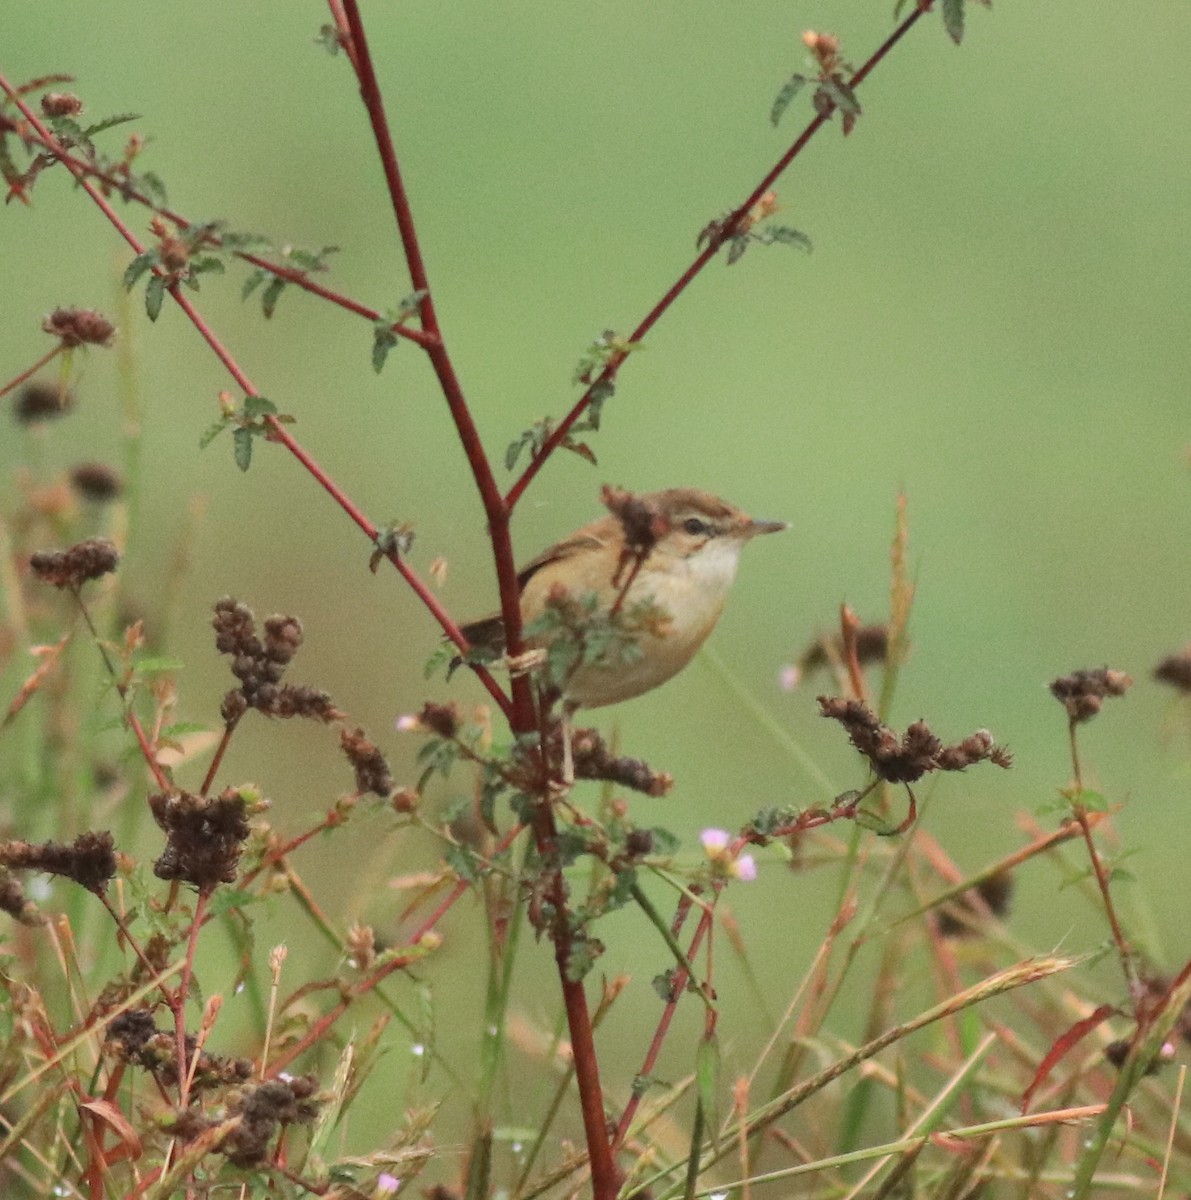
[41,92,84,117]
[168,1076,321,1167]
[0,871,42,924]
[106,1009,252,1089]
[213,597,342,724]
[30,537,119,590]
[818,697,1012,784]
[1049,667,1133,724]
[13,381,72,423]
[0,831,117,894]
[571,726,674,797]
[42,307,115,347]
[149,788,251,890]
[69,462,123,503]
[340,727,394,797]
[601,485,667,584]
[1154,649,1191,693]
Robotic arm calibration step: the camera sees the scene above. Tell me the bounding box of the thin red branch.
[0,72,511,717]
[504,5,927,512]
[335,0,533,731]
[612,895,708,1152]
[0,343,64,399]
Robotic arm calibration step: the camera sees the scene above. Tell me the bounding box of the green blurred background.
[4,0,1191,1161]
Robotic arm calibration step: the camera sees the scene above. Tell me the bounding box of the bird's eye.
[682,517,709,536]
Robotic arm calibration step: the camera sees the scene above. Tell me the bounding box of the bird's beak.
[746,518,788,538]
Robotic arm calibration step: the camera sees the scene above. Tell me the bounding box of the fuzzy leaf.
[770,73,807,126]
[144,273,166,322]
[232,427,254,472]
[122,250,158,290]
[260,275,287,319]
[243,395,278,419]
[372,325,399,373]
[943,0,965,43]
[199,418,230,449]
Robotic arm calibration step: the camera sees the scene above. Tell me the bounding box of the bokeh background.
[4,0,1191,1162]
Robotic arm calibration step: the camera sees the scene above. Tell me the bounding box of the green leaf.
[762,225,813,253]
[144,273,166,321]
[505,430,533,472]
[189,255,225,276]
[162,721,211,737]
[243,394,278,419]
[134,656,185,675]
[241,268,267,300]
[232,427,254,472]
[260,275,287,318]
[199,417,230,449]
[372,324,399,373]
[83,112,141,138]
[770,73,807,126]
[443,843,480,884]
[942,0,965,43]
[726,235,749,265]
[395,288,429,321]
[315,24,343,55]
[204,888,260,919]
[122,250,158,290]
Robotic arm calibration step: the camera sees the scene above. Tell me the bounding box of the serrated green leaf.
[243,394,277,419]
[134,656,185,675]
[372,326,399,373]
[83,112,141,138]
[726,235,749,265]
[162,722,211,737]
[205,888,260,919]
[315,24,343,55]
[123,250,158,290]
[770,73,807,126]
[260,275,286,318]
[199,418,230,449]
[395,288,429,321]
[764,225,813,253]
[144,273,166,321]
[232,427,254,471]
[942,0,965,43]
[189,255,225,276]
[505,431,532,472]
[241,268,266,300]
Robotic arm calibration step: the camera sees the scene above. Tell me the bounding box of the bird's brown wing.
[457,526,611,655]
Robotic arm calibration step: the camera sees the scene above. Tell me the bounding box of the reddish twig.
[0,343,64,399]
[612,895,708,1152]
[504,6,927,512]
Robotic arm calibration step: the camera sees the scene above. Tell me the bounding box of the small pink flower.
[734,854,757,882]
[394,714,421,733]
[701,828,731,854]
[779,664,801,692]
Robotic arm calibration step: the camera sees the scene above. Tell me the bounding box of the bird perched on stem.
[460,487,785,711]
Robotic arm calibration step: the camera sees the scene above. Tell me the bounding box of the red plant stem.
[612,895,709,1152]
[1072,806,1137,996]
[333,11,614,1189]
[0,343,63,399]
[173,888,210,1107]
[504,5,927,512]
[8,121,434,348]
[0,76,512,717]
[198,716,239,798]
[264,953,412,1078]
[336,0,531,727]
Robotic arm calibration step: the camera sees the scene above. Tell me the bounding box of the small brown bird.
[460,488,786,709]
